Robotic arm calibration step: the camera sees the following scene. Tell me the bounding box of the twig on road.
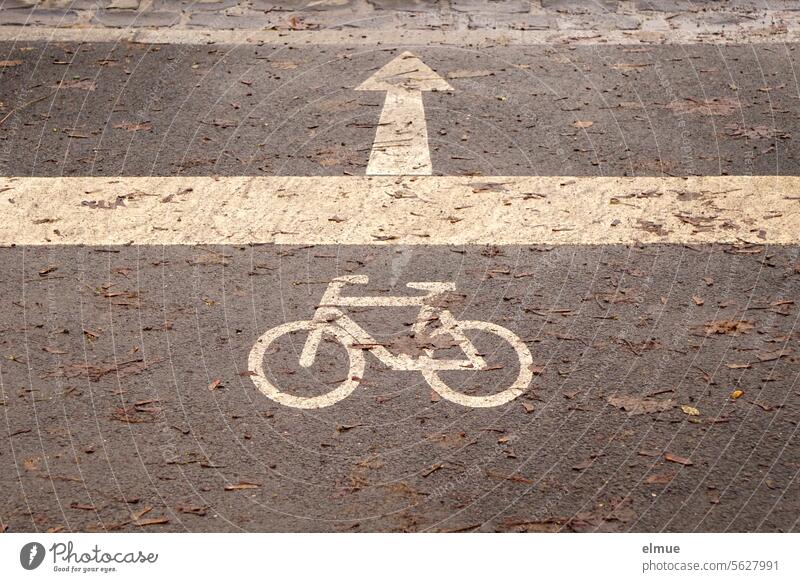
[0,89,57,127]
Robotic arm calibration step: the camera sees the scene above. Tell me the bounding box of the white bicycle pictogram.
[248,275,533,409]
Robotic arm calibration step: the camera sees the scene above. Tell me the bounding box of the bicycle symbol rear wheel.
[421,320,533,408]
[248,320,366,409]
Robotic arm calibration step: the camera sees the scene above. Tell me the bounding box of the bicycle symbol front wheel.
[248,320,366,409]
[422,320,533,408]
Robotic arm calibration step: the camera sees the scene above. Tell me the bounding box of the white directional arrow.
[356,51,452,176]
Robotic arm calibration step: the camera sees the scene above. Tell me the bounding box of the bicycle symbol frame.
[248,275,533,409]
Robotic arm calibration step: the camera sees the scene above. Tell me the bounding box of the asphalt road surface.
[2,42,799,177]
[1,36,799,533]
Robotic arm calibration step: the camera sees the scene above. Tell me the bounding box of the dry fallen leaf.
[447,69,493,79]
[270,60,298,70]
[702,319,754,336]
[0,60,22,67]
[727,362,751,369]
[724,123,786,140]
[528,364,545,375]
[756,349,791,362]
[56,79,96,91]
[572,457,595,471]
[224,481,261,491]
[111,405,158,424]
[176,505,208,516]
[70,502,97,511]
[113,121,151,132]
[23,457,41,471]
[644,473,674,484]
[730,389,744,400]
[572,120,594,129]
[666,97,738,116]
[680,405,700,416]
[135,517,170,527]
[607,394,674,416]
[612,62,652,70]
[208,378,222,391]
[186,252,231,266]
[664,453,693,466]
[336,423,363,433]
[429,431,469,449]
[43,346,68,355]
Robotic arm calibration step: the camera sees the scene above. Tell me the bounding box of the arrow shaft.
[367,88,431,176]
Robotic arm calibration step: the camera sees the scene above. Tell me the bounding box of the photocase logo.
[20,542,46,570]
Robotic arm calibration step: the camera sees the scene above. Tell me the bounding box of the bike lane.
[1,39,799,534]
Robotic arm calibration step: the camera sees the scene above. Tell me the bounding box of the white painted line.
[1,25,799,46]
[356,52,451,176]
[1,175,798,246]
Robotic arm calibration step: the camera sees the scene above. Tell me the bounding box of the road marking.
[357,52,451,176]
[249,275,532,409]
[1,175,797,246]
[0,26,798,46]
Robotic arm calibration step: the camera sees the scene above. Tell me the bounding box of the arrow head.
[356,51,453,92]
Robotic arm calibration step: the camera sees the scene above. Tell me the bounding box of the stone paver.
[178,0,241,11]
[558,13,640,30]
[250,0,356,10]
[0,7,78,25]
[635,1,800,11]
[0,0,36,8]
[107,0,140,9]
[0,0,799,34]
[541,0,617,13]
[467,12,554,30]
[92,8,180,26]
[451,0,530,14]
[186,10,274,27]
[366,0,434,12]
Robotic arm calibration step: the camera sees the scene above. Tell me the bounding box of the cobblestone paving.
[0,0,799,32]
